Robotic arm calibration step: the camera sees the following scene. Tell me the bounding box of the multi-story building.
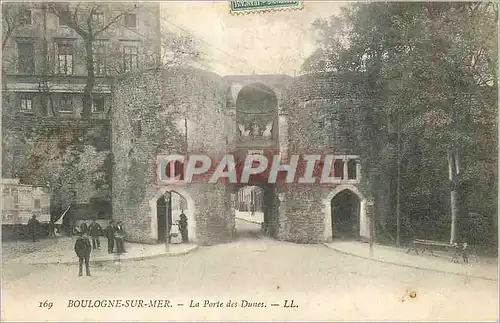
[235,186,263,212]
[2,2,162,217]
[2,2,161,119]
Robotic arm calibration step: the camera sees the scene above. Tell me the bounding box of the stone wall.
[277,184,326,243]
[111,67,231,244]
[2,68,384,245]
[278,73,371,243]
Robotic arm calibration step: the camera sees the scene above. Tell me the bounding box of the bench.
[406,239,478,263]
[406,239,454,256]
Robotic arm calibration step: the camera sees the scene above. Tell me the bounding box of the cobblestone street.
[2,237,58,263]
[2,220,498,321]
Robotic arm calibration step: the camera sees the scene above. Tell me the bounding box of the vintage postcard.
[1,0,498,322]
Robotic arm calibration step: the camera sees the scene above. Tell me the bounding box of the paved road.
[2,220,498,321]
[234,217,263,239]
[2,237,58,263]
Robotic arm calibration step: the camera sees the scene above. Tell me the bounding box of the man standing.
[105,220,115,254]
[48,219,55,238]
[80,220,88,235]
[179,211,188,243]
[88,219,102,250]
[74,232,92,277]
[27,214,40,242]
[115,221,126,254]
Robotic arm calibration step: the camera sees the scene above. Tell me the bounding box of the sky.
[160,1,346,76]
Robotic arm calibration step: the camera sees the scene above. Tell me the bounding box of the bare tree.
[2,3,30,89]
[1,3,30,50]
[47,2,137,118]
[161,30,210,69]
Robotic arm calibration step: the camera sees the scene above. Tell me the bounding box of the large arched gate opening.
[231,183,279,239]
[231,81,280,240]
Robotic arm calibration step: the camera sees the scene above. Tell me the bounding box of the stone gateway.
[112,68,376,246]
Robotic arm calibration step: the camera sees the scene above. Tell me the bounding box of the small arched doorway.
[150,187,196,243]
[156,191,189,242]
[331,189,361,239]
[156,194,172,242]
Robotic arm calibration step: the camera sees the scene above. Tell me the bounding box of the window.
[123,46,138,72]
[19,8,32,25]
[91,11,104,28]
[347,160,357,180]
[34,199,41,209]
[57,96,73,113]
[56,41,73,75]
[20,94,34,112]
[124,13,137,28]
[58,11,71,26]
[17,42,35,74]
[92,97,105,113]
[93,42,107,75]
[165,161,184,181]
[333,160,344,179]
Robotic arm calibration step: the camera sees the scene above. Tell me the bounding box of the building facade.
[2,2,161,216]
[234,186,263,212]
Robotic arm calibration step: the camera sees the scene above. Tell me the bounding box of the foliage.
[162,30,211,69]
[303,3,498,246]
[17,121,111,218]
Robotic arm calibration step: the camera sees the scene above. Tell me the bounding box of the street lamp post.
[165,191,172,250]
[367,198,375,257]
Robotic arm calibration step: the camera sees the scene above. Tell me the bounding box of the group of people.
[452,242,470,264]
[73,219,127,277]
[77,219,126,254]
[27,212,187,277]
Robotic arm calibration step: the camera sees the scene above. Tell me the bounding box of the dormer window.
[124,13,136,28]
[19,8,32,25]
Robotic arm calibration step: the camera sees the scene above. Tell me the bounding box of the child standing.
[462,242,469,264]
[74,232,92,276]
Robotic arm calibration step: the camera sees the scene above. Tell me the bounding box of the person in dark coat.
[105,220,115,254]
[48,220,55,237]
[27,214,40,242]
[88,219,102,250]
[115,221,126,254]
[80,221,88,235]
[74,232,92,276]
[179,211,188,243]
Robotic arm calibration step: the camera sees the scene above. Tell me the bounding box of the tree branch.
[2,26,15,50]
[48,3,87,37]
[72,2,81,26]
[2,6,20,50]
